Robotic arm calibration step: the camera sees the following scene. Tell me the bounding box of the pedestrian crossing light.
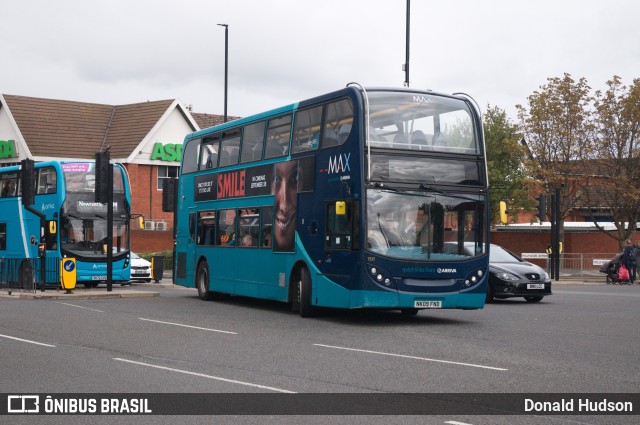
[499,201,508,224]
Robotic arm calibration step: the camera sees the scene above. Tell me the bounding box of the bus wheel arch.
[289,261,315,317]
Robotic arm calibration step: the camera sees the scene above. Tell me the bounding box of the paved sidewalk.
[0,278,174,300]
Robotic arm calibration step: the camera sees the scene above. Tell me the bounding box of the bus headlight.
[464,268,485,287]
[367,264,393,287]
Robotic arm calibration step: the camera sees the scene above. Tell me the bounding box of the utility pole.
[403,0,410,87]
[217,24,229,122]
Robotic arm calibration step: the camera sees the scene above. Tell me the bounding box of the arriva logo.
[92,264,107,269]
[40,203,55,211]
[437,268,457,273]
[328,153,351,174]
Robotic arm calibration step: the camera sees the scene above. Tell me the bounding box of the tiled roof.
[190,112,240,130]
[2,94,175,159]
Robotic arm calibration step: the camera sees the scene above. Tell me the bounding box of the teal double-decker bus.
[0,160,132,288]
[173,84,489,316]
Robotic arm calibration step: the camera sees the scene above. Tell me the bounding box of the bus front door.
[185,209,197,285]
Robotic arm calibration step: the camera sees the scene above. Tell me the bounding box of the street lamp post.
[404,0,410,87]
[217,23,228,122]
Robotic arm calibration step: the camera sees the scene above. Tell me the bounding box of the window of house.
[157,166,179,190]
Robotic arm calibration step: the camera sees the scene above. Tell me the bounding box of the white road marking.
[113,357,295,393]
[445,421,474,425]
[138,317,237,334]
[56,302,104,313]
[0,333,56,347]
[314,344,508,371]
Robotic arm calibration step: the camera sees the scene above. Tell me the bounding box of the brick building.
[0,93,224,252]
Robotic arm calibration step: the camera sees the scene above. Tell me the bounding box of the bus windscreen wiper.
[370,182,401,192]
[419,183,445,194]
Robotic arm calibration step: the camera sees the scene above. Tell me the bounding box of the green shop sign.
[151,142,182,162]
[0,139,17,159]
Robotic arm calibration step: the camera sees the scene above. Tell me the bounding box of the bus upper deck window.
[323,98,353,148]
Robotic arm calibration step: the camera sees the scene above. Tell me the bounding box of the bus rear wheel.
[297,267,315,317]
[196,261,213,301]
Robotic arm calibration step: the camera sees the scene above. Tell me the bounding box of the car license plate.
[527,283,544,289]
[132,270,146,275]
[414,300,442,308]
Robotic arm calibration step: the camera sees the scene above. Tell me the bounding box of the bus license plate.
[414,300,442,308]
[92,276,107,281]
[527,283,544,289]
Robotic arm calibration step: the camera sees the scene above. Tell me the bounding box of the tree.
[516,73,594,237]
[586,76,640,248]
[484,105,531,224]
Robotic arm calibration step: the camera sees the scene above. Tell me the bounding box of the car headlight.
[541,271,550,281]
[496,272,519,282]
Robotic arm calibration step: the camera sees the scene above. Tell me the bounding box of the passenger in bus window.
[262,229,272,247]
[241,233,253,247]
[272,160,297,252]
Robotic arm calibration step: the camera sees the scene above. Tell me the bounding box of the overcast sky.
[2,0,638,121]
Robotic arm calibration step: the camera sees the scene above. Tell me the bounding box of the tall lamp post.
[217,23,228,122]
[403,0,410,87]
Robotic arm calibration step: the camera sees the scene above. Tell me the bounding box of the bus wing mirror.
[335,201,346,216]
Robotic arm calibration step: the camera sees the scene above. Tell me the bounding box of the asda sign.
[0,139,17,159]
[151,142,182,162]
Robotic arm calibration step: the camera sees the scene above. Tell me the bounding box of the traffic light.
[95,150,110,203]
[21,158,35,206]
[535,194,546,222]
[499,201,508,224]
[162,178,177,212]
[138,216,145,229]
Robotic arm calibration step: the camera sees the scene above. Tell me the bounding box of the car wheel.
[196,261,213,300]
[145,279,152,283]
[524,296,543,303]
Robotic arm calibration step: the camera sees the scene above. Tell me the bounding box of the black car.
[486,244,552,303]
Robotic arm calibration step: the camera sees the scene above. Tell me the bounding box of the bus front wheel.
[196,261,213,301]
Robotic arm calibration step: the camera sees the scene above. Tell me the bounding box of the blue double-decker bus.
[0,160,132,288]
[173,84,489,316]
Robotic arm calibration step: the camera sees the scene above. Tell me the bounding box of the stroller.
[599,253,632,284]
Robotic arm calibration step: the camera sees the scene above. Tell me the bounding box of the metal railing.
[545,253,617,278]
[0,257,60,293]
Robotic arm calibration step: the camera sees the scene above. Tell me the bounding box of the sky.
[1,0,639,121]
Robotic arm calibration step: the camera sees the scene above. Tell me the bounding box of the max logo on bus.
[327,154,350,174]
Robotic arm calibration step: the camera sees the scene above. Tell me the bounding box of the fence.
[523,253,617,278]
[0,257,60,293]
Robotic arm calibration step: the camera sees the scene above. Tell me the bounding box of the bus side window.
[240,121,265,163]
[200,135,220,170]
[323,98,354,148]
[264,115,292,159]
[182,138,201,174]
[260,207,273,248]
[0,223,6,250]
[292,105,322,154]
[219,128,241,168]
